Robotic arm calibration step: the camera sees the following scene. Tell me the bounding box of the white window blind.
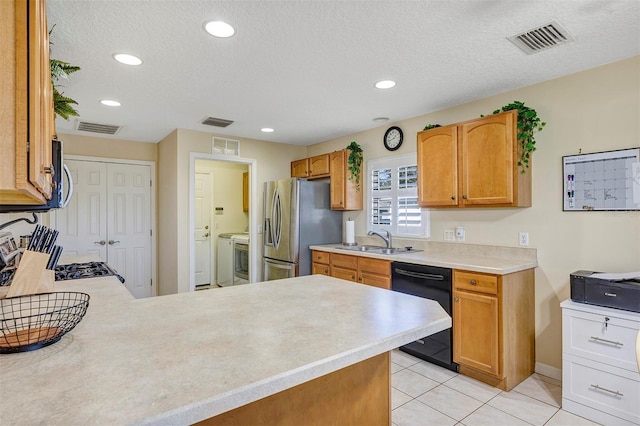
[367,153,429,238]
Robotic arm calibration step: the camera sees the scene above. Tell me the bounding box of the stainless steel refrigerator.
[263,178,342,280]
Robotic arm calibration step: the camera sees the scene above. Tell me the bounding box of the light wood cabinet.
[453,269,534,391]
[329,150,362,211]
[312,251,390,290]
[242,172,249,212]
[311,251,330,276]
[290,154,330,179]
[418,110,531,208]
[0,0,54,205]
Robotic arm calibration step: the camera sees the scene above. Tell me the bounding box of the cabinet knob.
[454,297,459,302]
[324,268,328,274]
[451,196,456,200]
[469,279,477,285]
[462,195,468,200]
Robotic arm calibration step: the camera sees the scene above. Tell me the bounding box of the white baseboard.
[535,362,562,381]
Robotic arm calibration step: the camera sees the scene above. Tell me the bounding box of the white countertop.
[0,274,450,425]
[310,244,537,275]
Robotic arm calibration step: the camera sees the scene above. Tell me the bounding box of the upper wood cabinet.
[0,0,53,205]
[290,154,330,179]
[329,150,362,211]
[418,111,531,208]
[242,172,249,212]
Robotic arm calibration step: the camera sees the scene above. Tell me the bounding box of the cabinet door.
[329,150,346,209]
[331,266,357,282]
[359,272,390,290]
[242,172,248,212]
[417,125,458,207]
[27,0,53,199]
[460,111,516,205]
[309,154,330,177]
[312,262,330,276]
[291,159,309,178]
[330,150,362,211]
[453,289,501,377]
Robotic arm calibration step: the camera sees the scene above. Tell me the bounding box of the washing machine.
[216,234,236,286]
[232,234,250,285]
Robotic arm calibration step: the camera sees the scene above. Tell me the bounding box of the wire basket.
[0,292,90,354]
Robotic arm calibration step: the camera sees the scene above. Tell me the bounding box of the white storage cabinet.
[561,300,640,425]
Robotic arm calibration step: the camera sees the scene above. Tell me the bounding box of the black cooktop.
[55,262,125,283]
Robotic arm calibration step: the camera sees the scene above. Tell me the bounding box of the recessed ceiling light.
[100,99,121,107]
[204,21,235,38]
[113,53,142,66]
[375,80,396,89]
[373,117,389,122]
[261,128,274,133]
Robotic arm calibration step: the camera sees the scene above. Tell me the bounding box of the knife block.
[6,250,55,298]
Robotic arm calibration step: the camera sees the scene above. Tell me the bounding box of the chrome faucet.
[367,230,392,248]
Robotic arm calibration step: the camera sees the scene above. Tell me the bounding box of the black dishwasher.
[391,262,458,372]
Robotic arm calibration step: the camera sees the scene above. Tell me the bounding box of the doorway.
[190,154,257,292]
[51,156,156,298]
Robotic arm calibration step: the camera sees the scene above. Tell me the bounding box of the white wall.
[308,56,640,370]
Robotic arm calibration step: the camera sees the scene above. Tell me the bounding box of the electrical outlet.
[455,226,465,242]
[519,232,529,246]
[444,229,455,241]
[258,224,263,234]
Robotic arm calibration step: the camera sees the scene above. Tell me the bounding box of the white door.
[52,159,152,298]
[194,171,213,286]
[105,163,152,299]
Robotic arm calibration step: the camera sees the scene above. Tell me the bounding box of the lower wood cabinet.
[311,251,390,290]
[453,269,534,391]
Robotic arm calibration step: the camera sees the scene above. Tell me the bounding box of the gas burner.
[55,262,125,283]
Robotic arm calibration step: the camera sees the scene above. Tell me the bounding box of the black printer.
[570,270,640,313]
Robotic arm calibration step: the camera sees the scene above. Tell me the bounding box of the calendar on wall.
[562,148,640,211]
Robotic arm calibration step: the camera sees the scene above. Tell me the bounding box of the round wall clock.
[383,126,403,151]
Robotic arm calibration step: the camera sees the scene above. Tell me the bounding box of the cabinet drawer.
[563,353,640,424]
[312,251,330,265]
[331,253,358,270]
[454,271,498,295]
[358,257,390,276]
[563,308,640,372]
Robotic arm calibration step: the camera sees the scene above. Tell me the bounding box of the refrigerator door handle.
[272,189,282,249]
[264,218,273,246]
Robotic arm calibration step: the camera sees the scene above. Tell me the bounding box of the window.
[367,153,429,238]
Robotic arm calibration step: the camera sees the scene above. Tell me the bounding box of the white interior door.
[52,159,152,298]
[106,163,152,299]
[194,171,213,286]
[53,160,108,260]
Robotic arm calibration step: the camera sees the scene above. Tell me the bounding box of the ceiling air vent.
[508,21,574,55]
[75,120,121,135]
[201,116,234,128]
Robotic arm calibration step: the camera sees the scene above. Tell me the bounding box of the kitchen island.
[0,273,450,425]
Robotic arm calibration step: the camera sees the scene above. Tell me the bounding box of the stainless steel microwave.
[0,139,73,213]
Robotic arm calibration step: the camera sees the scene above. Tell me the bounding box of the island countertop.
[0,274,450,425]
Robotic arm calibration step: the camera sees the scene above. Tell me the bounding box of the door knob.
[108,240,120,245]
[204,225,209,229]
[203,232,210,237]
[94,240,106,245]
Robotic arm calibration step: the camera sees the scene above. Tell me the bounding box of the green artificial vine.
[50,26,81,120]
[423,124,441,131]
[346,141,363,191]
[491,101,546,173]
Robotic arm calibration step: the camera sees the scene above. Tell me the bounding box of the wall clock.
[383,126,403,151]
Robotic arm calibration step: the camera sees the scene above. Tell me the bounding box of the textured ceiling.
[47,0,640,146]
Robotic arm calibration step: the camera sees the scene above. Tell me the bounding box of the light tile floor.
[391,350,601,426]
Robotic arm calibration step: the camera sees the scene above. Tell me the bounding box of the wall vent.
[201,116,234,128]
[75,120,121,135]
[212,137,240,156]
[508,21,574,54]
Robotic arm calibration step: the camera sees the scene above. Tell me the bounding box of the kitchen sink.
[336,245,422,255]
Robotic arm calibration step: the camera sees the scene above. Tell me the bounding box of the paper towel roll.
[345,220,355,245]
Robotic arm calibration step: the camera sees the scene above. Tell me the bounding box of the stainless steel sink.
[336,245,422,255]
